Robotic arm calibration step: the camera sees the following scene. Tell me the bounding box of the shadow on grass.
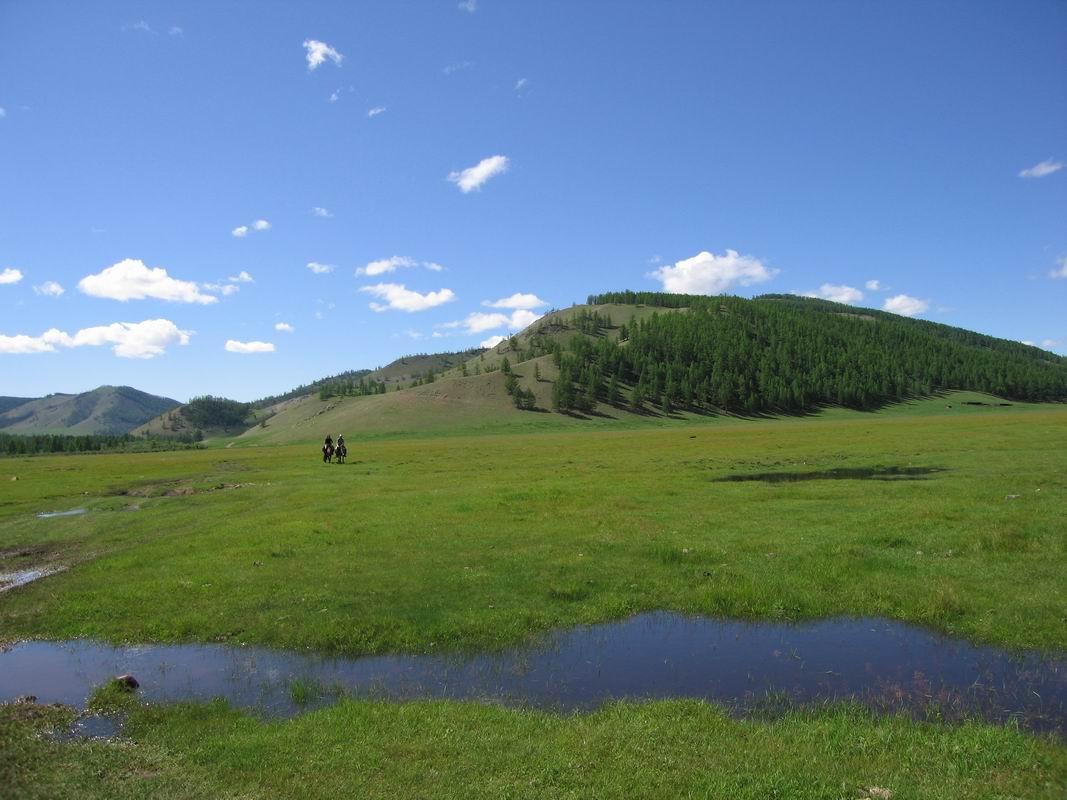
[711,466,949,483]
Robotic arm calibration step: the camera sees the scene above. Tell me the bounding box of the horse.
[322,442,334,463]
[334,443,347,463]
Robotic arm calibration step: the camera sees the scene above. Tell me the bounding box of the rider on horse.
[322,434,334,463]
[334,434,347,463]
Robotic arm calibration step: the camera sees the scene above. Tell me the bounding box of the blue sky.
[1,1,1065,402]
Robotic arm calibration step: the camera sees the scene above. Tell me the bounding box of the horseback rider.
[322,434,334,463]
[335,434,346,463]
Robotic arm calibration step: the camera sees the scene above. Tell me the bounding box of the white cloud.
[483,292,546,310]
[445,311,510,334]
[0,267,24,285]
[202,282,240,296]
[882,294,929,317]
[800,283,864,305]
[307,261,335,274]
[441,308,542,335]
[458,0,477,12]
[1049,257,1067,280]
[33,281,64,297]
[1041,338,1062,350]
[311,207,333,218]
[357,256,444,277]
[233,219,268,237]
[358,256,417,276]
[443,60,474,75]
[230,270,254,283]
[274,322,294,333]
[0,334,54,354]
[509,309,541,329]
[169,26,183,36]
[0,107,6,119]
[480,335,506,348]
[1,319,191,358]
[514,78,527,91]
[1021,340,1035,346]
[649,250,778,295]
[865,279,882,291]
[225,339,275,354]
[448,155,509,193]
[125,20,154,34]
[367,106,386,118]
[1018,158,1063,179]
[78,258,218,304]
[328,90,340,103]
[359,283,456,312]
[304,39,343,71]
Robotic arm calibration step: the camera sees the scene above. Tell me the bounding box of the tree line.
[543,292,1067,414]
[1,432,203,456]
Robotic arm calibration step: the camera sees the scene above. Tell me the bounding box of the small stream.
[2,613,1063,735]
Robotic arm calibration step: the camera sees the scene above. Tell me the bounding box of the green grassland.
[3,394,1066,797]
[4,699,1065,799]
[2,392,1064,653]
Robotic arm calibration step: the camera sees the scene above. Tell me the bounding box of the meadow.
[2,393,1066,797]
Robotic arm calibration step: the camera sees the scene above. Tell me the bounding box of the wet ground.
[1,613,1064,735]
[0,567,66,593]
[35,508,87,519]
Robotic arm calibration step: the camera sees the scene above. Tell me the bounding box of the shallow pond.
[1,613,1063,734]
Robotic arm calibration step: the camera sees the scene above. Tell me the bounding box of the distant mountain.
[0,386,181,435]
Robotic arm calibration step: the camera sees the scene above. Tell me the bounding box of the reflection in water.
[1,614,1062,735]
[712,466,946,483]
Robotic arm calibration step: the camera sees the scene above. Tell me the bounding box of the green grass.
[2,394,1066,796]
[2,699,1064,799]
[1,392,1064,654]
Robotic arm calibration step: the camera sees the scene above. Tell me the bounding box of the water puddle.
[36,508,87,519]
[713,467,945,483]
[1,614,1062,734]
[50,714,124,742]
[0,566,66,593]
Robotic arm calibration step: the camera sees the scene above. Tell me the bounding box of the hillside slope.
[0,386,180,435]
[230,293,1066,445]
[0,397,36,415]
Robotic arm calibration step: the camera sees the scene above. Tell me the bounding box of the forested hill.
[547,292,1067,413]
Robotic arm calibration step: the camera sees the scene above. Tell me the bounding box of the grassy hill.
[232,293,1066,445]
[136,292,1067,447]
[0,386,180,435]
[132,349,488,441]
[0,396,36,415]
